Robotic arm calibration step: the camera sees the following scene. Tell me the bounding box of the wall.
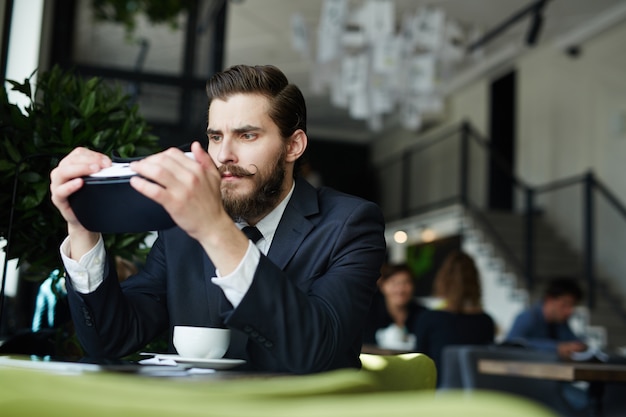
[517,21,626,297]
[0,3,5,65]
[518,22,626,188]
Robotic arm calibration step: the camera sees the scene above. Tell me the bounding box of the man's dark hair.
[206,65,307,177]
[544,277,584,303]
[379,263,414,282]
[206,64,307,137]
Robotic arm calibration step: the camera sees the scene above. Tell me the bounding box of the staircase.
[466,209,626,350]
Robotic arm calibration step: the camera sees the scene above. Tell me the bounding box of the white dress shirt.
[61,183,295,309]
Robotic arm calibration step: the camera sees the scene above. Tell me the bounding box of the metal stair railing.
[379,119,626,312]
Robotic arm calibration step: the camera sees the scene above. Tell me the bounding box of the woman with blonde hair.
[433,250,484,313]
[415,250,495,378]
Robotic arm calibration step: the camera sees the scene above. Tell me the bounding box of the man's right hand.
[50,147,110,259]
[557,340,587,358]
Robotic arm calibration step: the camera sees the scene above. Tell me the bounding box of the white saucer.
[153,354,246,370]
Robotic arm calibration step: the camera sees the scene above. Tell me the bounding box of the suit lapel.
[267,179,319,270]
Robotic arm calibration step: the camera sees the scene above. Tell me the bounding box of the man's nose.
[216,138,237,164]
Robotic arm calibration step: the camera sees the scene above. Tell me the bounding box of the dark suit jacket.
[66,179,386,373]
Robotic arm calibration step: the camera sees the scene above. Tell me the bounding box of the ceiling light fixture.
[420,228,437,243]
[302,0,477,132]
[393,230,408,244]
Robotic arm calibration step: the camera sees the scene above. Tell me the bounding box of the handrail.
[385,119,626,312]
[467,0,551,52]
[583,173,595,309]
[377,122,464,166]
[398,196,461,221]
[533,173,588,194]
[464,123,531,190]
[593,175,626,220]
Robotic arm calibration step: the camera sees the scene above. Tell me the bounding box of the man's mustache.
[218,164,256,177]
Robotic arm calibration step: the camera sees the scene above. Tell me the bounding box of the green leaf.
[21,194,41,210]
[31,181,49,205]
[7,79,32,99]
[70,118,82,131]
[61,118,73,142]
[50,101,61,117]
[3,139,22,163]
[120,117,131,136]
[85,77,100,91]
[19,171,42,183]
[117,143,135,158]
[9,105,30,130]
[0,159,15,172]
[80,91,96,117]
[92,131,104,148]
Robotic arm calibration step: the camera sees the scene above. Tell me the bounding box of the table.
[478,359,626,417]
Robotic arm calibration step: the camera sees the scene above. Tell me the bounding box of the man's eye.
[243,133,256,140]
[208,135,222,142]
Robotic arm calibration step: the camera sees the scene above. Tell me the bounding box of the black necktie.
[242,226,263,244]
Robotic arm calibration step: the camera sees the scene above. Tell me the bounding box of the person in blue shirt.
[506,277,587,358]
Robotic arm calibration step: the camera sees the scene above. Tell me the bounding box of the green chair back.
[360,352,437,391]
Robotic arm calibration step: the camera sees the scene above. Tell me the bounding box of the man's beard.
[220,150,286,222]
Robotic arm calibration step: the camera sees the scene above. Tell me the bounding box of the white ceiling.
[223,0,626,143]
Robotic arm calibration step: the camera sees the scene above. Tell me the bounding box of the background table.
[478,359,626,417]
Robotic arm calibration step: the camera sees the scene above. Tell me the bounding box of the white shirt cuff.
[211,240,260,308]
[60,235,106,294]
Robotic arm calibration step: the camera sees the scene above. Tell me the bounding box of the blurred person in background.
[506,277,586,358]
[363,263,426,351]
[415,251,495,374]
[506,277,590,412]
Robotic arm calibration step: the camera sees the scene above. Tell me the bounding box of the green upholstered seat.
[0,355,557,417]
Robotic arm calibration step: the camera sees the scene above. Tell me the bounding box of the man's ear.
[286,129,307,163]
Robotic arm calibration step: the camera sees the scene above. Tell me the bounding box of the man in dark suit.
[50,65,386,373]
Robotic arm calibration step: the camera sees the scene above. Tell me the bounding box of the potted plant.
[0,65,160,325]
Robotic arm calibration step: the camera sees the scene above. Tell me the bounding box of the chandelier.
[291,0,483,131]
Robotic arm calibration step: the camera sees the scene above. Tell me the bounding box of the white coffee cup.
[173,326,230,359]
